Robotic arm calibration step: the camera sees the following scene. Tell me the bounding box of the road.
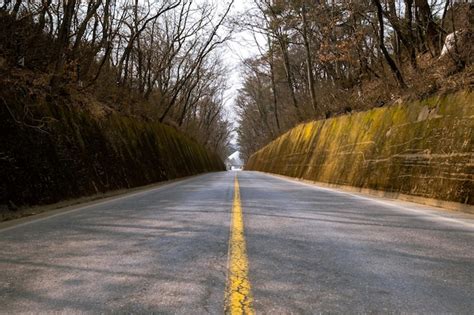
[0,171,473,313]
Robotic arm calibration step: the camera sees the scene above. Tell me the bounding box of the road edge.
[0,172,221,231]
[252,171,474,214]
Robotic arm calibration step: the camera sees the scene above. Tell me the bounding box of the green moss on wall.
[246,91,474,205]
[0,84,224,207]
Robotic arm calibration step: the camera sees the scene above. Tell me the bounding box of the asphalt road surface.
[1,171,473,313]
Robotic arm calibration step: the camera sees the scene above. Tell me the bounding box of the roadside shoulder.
[0,172,216,230]
[253,171,474,215]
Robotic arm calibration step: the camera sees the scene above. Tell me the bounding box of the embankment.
[246,91,473,209]
[0,77,224,209]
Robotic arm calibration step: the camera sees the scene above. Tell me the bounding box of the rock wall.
[246,91,473,205]
[0,83,224,208]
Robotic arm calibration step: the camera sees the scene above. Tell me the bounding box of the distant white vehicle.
[225,151,244,171]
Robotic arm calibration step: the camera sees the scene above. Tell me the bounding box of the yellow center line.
[225,174,254,315]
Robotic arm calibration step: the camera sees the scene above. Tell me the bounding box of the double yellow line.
[225,175,254,314]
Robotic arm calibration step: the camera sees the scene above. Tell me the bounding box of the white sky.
[216,0,264,144]
[193,0,264,146]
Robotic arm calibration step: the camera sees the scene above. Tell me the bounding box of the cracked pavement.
[1,171,473,313]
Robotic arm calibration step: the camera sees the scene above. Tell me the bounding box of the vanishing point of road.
[1,171,473,313]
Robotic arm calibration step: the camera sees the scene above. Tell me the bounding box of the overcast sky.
[214,0,264,144]
[191,0,264,146]
[223,0,259,106]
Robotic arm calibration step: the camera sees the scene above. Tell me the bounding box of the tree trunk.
[372,0,407,89]
[278,36,301,120]
[415,0,440,55]
[72,0,102,58]
[404,0,417,68]
[51,0,77,87]
[38,0,52,32]
[268,34,280,133]
[301,2,319,115]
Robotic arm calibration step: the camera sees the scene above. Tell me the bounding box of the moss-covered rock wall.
[246,91,473,205]
[0,83,224,208]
